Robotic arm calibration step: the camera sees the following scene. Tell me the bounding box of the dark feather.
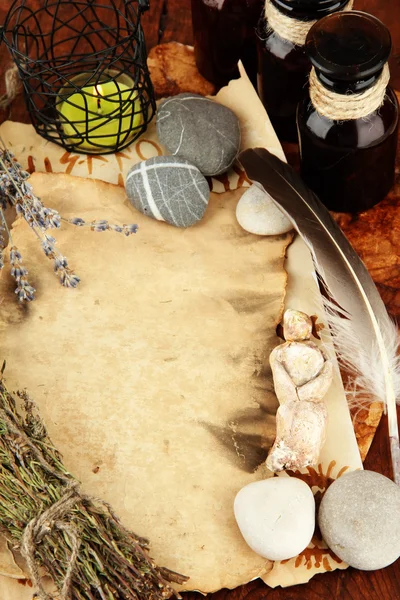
[239,147,400,483]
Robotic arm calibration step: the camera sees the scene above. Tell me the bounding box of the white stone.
[234,477,315,561]
[236,185,292,236]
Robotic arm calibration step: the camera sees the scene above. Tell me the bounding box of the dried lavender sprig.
[54,254,81,288]
[66,217,138,236]
[14,277,36,302]
[0,137,137,302]
[0,147,137,239]
[0,148,81,291]
[0,152,30,208]
[0,152,61,231]
[13,196,81,291]
[40,234,81,288]
[18,185,62,230]
[0,144,65,236]
[0,208,35,301]
[9,245,35,302]
[5,180,62,231]
[0,209,6,270]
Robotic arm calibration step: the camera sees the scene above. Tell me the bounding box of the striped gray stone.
[156,93,241,177]
[125,156,210,228]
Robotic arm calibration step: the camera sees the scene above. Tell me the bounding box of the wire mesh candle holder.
[1,0,156,154]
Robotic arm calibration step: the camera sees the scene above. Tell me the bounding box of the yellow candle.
[59,80,143,152]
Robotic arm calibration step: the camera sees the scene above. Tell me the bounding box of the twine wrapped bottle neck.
[264,0,354,46]
[309,62,391,121]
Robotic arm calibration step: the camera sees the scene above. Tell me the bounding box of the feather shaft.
[239,148,400,484]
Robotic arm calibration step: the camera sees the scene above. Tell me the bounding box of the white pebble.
[236,185,292,236]
[234,477,315,561]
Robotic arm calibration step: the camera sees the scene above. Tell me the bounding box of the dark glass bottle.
[257,0,351,143]
[191,0,263,90]
[297,11,399,213]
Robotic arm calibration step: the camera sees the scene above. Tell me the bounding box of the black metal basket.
[1,0,156,154]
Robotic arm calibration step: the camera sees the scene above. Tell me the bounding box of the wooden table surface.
[0,0,400,599]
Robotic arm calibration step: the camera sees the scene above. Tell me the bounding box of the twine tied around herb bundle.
[309,63,391,121]
[264,0,354,46]
[21,482,81,600]
[0,406,81,599]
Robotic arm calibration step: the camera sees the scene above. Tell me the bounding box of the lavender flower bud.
[92,220,109,232]
[15,278,35,302]
[42,242,54,257]
[59,270,80,288]
[44,209,61,229]
[45,234,56,245]
[70,217,85,227]
[54,256,69,272]
[11,265,28,279]
[41,235,57,258]
[123,224,138,235]
[21,182,33,194]
[10,246,22,264]
[110,225,124,233]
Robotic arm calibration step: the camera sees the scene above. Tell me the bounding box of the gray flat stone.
[125,156,210,228]
[318,470,400,570]
[156,93,240,176]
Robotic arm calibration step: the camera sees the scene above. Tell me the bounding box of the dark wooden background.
[0,0,400,599]
[141,0,400,88]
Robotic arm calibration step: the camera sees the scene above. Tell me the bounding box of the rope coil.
[309,63,391,121]
[264,0,353,46]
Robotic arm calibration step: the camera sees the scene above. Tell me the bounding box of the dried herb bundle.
[0,375,187,599]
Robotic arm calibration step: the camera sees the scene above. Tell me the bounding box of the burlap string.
[309,63,391,121]
[0,64,21,110]
[264,0,354,46]
[21,483,81,600]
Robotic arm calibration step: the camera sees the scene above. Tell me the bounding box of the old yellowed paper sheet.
[0,173,289,593]
[0,67,361,597]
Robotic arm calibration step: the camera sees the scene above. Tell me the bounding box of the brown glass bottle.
[191,0,263,90]
[297,11,399,213]
[257,0,351,143]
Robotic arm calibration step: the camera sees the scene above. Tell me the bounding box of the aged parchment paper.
[0,174,288,593]
[0,68,361,598]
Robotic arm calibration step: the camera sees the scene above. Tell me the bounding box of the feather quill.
[239,148,400,484]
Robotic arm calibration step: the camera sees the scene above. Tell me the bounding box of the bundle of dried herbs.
[0,374,187,599]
